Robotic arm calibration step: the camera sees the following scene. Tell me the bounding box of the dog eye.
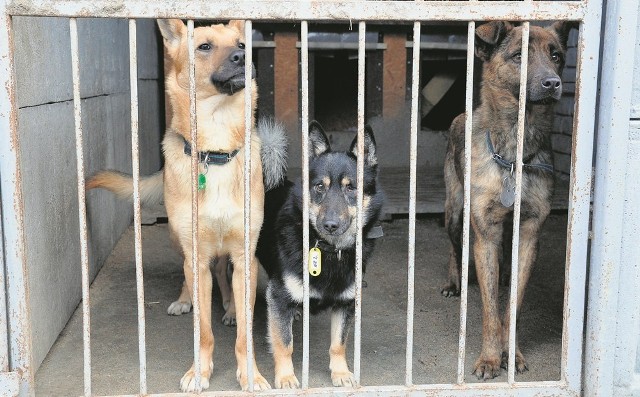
[238,42,245,49]
[551,51,561,63]
[198,43,212,51]
[345,183,356,193]
[512,52,522,62]
[314,183,325,193]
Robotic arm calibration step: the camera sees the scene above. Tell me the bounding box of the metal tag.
[500,175,516,207]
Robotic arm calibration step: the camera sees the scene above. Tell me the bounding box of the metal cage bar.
[560,0,602,389]
[405,19,420,388]
[353,20,366,386]
[69,17,93,397]
[300,19,311,390]
[0,2,32,394]
[128,18,148,395]
[186,19,203,392]
[6,1,587,22]
[456,19,475,385]
[243,19,256,392]
[507,21,530,385]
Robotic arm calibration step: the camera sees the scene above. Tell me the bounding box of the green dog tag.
[198,173,206,190]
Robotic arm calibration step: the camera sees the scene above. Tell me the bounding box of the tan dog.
[87,19,271,392]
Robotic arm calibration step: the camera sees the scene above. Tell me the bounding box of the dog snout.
[229,49,245,66]
[323,219,340,234]
[541,76,561,92]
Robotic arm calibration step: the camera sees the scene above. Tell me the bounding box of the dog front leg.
[179,258,214,392]
[501,215,545,374]
[215,255,236,326]
[230,252,271,391]
[329,303,356,387]
[266,281,299,388]
[167,280,192,315]
[471,215,503,380]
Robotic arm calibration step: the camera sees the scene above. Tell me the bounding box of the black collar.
[183,137,240,166]
[486,131,553,173]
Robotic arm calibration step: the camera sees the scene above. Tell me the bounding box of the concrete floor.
[35,213,568,396]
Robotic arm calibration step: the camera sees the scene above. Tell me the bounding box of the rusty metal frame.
[0,0,610,396]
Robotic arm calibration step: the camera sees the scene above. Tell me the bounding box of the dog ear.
[157,19,185,51]
[228,20,246,36]
[309,121,331,158]
[549,21,578,48]
[475,21,514,61]
[350,125,378,167]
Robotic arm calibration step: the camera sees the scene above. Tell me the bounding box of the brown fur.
[441,21,575,380]
[87,19,269,392]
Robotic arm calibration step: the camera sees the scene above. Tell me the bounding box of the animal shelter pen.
[1,0,638,396]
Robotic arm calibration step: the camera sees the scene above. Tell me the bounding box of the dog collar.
[313,240,343,261]
[485,131,553,173]
[313,224,384,260]
[183,137,240,166]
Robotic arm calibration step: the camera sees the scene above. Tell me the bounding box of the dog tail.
[257,117,288,191]
[86,170,164,205]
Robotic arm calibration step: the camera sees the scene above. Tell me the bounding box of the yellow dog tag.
[309,247,322,276]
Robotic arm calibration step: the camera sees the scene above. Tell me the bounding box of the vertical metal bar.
[300,19,311,390]
[353,20,366,386]
[186,19,201,391]
[585,0,637,393]
[456,20,475,385]
[507,21,530,385]
[69,17,92,397]
[243,19,255,392]
[405,20,420,388]
[128,18,147,395]
[561,3,602,392]
[0,5,33,394]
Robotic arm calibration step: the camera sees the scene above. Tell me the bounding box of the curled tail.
[257,118,288,191]
[86,170,164,205]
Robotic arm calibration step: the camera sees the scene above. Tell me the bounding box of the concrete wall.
[13,17,163,371]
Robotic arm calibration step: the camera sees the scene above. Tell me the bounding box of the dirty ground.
[35,213,568,395]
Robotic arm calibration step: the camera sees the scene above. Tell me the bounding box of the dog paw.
[237,369,272,391]
[275,373,300,389]
[180,362,213,392]
[222,311,236,326]
[331,370,357,387]
[440,282,460,298]
[472,356,502,380]
[500,351,529,374]
[167,301,192,316]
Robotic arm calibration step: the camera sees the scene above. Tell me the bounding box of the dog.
[86,19,287,392]
[441,21,576,380]
[257,121,384,388]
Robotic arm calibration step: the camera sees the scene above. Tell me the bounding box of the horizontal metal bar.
[7,1,587,21]
[405,42,467,51]
[295,42,386,51]
[103,380,576,397]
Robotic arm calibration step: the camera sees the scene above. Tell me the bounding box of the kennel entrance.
[1,0,637,396]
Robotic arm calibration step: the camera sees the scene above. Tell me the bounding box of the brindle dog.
[441,21,576,380]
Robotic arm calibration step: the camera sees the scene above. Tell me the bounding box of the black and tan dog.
[87,19,288,392]
[441,21,576,379]
[258,121,384,388]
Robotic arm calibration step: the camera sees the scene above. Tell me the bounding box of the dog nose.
[229,50,245,66]
[541,76,561,91]
[323,220,339,233]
